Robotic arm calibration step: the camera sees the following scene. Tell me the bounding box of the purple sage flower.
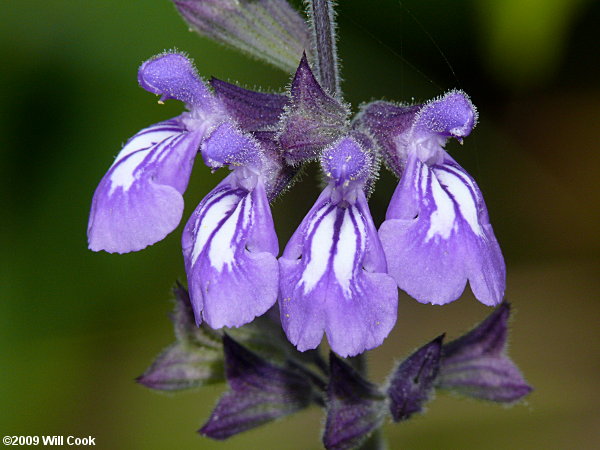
[279,135,398,357]
[88,52,224,253]
[182,123,280,328]
[361,91,506,306]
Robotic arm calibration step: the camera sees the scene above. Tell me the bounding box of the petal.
[357,91,477,177]
[88,118,202,253]
[138,52,212,107]
[279,191,397,357]
[201,122,262,170]
[413,90,477,140]
[182,176,279,328]
[320,136,372,188]
[356,193,387,273]
[201,122,292,201]
[379,153,505,305]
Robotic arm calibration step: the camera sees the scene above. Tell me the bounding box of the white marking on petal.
[439,163,478,201]
[107,126,186,195]
[425,173,456,242]
[302,208,336,294]
[435,168,483,236]
[419,163,429,205]
[107,150,148,194]
[191,193,241,265]
[112,126,181,167]
[305,202,331,239]
[333,208,366,297]
[208,194,252,271]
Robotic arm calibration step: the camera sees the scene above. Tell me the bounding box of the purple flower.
[182,123,280,328]
[279,135,398,357]
[361,91,505,306]
[88,52,224,253]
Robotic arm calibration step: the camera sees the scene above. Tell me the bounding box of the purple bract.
[438,302,532,402]
[323,354,386,450]
[387,336,443,421]
[200,335,313,439]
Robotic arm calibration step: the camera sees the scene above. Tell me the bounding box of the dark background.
[1,0,598,448]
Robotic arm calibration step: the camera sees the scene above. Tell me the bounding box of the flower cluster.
[89,52,505,357]
[89,0,529,446]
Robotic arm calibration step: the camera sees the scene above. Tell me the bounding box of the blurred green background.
[1,0,598,448]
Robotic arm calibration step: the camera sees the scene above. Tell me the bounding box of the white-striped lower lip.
[411,154,484,242]
[189,189,245,266]
[299,203,367,297]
